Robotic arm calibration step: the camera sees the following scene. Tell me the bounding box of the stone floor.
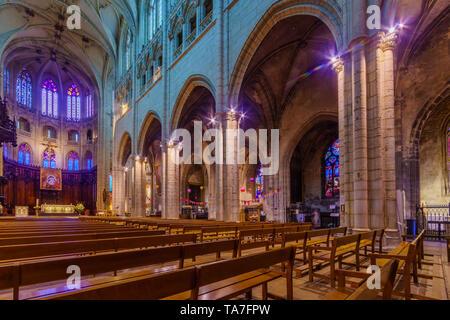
[1,241,448,300]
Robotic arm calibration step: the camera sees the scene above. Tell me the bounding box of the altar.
[41,204,76,215]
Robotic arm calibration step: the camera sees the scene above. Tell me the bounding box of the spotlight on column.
[331,56,338,63]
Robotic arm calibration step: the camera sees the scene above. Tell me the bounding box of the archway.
[114,132,132,215]
[171,85,216,219]
[235,13,339,222]
[139,114,162,216]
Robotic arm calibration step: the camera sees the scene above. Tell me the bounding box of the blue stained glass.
[109,175,113,193]
[16,69,32,108]
[324,139,340,198]
[43,148,56,168]
[18,144,31,166]
[3,144,7,159]
[67,152,80,171]
[42,79,58,117]
[67,84,80,121]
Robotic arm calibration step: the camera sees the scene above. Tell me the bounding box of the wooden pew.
[447,237,450,263]
[0,239,237,299]
[200,226,238,242]
[0,230,165,246]
[323,259,399,300]
[38,268,198,300]
[308,233,365,287]
[237,229,272,257]
[191,246,295,300]
[0,234,197,262]
[369,230,425,300]
[38,247,295,300]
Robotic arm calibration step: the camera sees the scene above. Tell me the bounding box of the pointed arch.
[170,75,216,132]
[228,0,343,106]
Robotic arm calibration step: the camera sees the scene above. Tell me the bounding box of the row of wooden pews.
[1,217,436,300]
[37,247,296,300]
[0,217,309,300]
[318,230,431,300]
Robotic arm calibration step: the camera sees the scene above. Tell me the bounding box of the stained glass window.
[86,91,93,118]
[109,174,113,193]
[16,69,32,109]
[43,148,56,169]
[86,152,93,170]
[67,152,79,171]
[67,84,81,121]
[324,139,340,198]
[3,144,7,159]
[256,163,264,200]
[3,69,10,95]
[18,144,31,165]
[42,79,58,118]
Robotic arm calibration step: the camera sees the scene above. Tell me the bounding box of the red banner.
[40,168,62,191]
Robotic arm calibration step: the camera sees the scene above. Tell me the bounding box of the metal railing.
[416,203,450,241]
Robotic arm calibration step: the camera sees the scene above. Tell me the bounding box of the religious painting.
[40,168,62,191]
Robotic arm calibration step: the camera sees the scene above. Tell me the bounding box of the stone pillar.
[351,42,370,231]
[134,155,145,217]
[222,111,240,222]
[379,31,400,234]
[161,142,168,219]
[332,58,347,227]
[112,165,125,215]
[167,142,180,219]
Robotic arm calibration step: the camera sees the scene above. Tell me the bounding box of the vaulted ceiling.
[0,0,138,89]
[240,15,337,130]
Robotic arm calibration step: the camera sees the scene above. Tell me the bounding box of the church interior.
[0,0,449,303]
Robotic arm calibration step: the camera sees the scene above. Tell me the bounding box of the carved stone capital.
[332,58,344,73]
[378,31,399,52]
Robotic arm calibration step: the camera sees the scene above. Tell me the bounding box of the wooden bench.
[200,226,238,242]
[37,267,198,300]
[237,229,272,257]
[369,230,425,300]
[0,230,165,246]
[323,259,399,300]
[0,239,237,299]
[0,234,197,263]
[308,233,368,287]
[38,247,295,300]
[447,237,450,263]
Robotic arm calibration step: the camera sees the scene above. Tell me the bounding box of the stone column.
[134,155,145,217]
[379,31,400,234]
[161,142,168,219]
[222,111,240,222]
[112,165,125,215]
[166,141,180,219]
[332,58,347,227]
[351,42,370,231]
